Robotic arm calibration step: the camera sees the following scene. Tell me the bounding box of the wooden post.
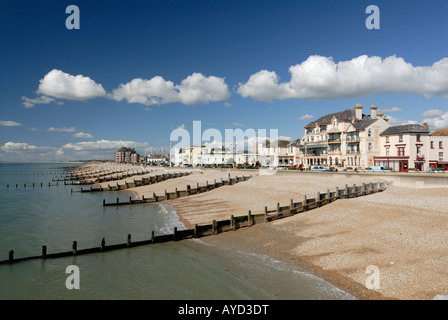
[151,230,155,243]
[327,189,331,202]
[317,192,321,205]
[72,241,77,255]
[42,245,47,258]
[194,224,198,238]
[277,202,280,214]
[142,195,145,201]
[248,210,252,226]
[153,192,157,202]
[165,190,168,200]
[103,199,106,206]
[8,250,14,263]
[290,199,294,214]
[127,234,131,247]
[345,184,349,197]
[264,206,268,222]
[187,184,191,196]
[303,195,307,211]
[175,187,178,198]
[212,220,217,234]
[101,238,106,251]
[173,227,177,241]
[129,196,132,203]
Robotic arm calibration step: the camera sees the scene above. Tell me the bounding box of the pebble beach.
[76,163,448,300]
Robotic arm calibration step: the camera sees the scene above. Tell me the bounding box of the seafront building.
[374,123,448,172]
[114,147,140,164]
[168,103,447,171]
[298,103,391,169]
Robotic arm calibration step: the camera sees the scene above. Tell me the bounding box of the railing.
[328,139,341,143]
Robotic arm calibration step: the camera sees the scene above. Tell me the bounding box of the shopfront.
[374,157,409,172]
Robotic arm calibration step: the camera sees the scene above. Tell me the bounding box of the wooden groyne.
[73,171,192,193]
[0,181,387,265]
[102,174,251,206]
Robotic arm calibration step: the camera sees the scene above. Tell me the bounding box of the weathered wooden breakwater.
[102,174,251,205]
[1,180,387,265]
[73,171,192,193]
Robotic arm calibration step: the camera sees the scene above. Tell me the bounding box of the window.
[386,147,390,156]
[368,142,373,150]
[399,135,403,142]
[368,129,372,137]
[440,141,444,149]
[431,141,434,149]
[386,136,389,143]
[417,146,421,155]
[440,152,444,161]
[416,134,421,142]
[397,146,405,156]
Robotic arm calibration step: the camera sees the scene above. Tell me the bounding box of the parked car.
[183,164,193,167]
[310,166,329,171]
[368,166,392,172]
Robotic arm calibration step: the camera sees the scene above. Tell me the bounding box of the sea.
[0,162,355,300]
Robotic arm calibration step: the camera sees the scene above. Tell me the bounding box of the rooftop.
[380,124,429,135]
[305,108,372,128]
[430,129,448,136]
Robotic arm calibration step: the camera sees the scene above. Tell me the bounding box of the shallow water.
[0,163,354,300]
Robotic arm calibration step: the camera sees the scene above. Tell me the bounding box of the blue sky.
[1,0,448,160]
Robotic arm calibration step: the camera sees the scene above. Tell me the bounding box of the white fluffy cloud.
[297,114,314,121]
[73,132,93,138]
[422,109,448,129]
[37,69,106,100]
[0,120,22,127]
[0,142,57,153]
[111,73,230,105]
[47,126,76,133]
[21,95,57,108]
[61,139,149,152]
[237,55,448,101]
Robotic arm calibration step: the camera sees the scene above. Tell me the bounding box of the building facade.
[374,124,448,171]
[114,147,140,164]
[298,103,391,169]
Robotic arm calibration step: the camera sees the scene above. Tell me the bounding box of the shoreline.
[78,164,448,300]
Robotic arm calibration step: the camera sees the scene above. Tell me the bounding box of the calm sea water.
[0,163,354,300]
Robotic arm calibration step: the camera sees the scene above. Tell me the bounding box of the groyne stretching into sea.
[1,164,388,264]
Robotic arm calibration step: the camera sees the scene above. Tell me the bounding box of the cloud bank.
[237,55,448,101]
[111,73,230,105]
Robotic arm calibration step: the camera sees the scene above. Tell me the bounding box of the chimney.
[355,103,363,120]
[371,104,377,119]
[377,109,384,118]
[423,122,429,131]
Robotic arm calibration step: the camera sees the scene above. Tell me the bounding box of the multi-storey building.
[299,103,391,168]
[114,147,140,164]
[374,124,448,171]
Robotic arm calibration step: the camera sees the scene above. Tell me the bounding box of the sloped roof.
[353,119,378,130]
[380,124,429,135]
[305,108,371,128]
[430,129,448,136]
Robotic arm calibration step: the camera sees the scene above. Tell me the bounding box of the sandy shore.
[77,164,448,300]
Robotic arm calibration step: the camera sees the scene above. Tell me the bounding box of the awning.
[305,143,328,149]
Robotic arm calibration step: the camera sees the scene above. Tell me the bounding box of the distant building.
[114,147,140,164]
